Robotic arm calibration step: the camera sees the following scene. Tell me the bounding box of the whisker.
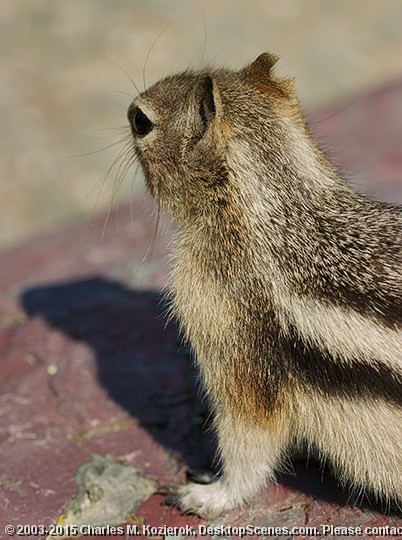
[91,132,131,144]
[94,125,129,132]
[104,145,135,201]
[309,102,352,126]
[111,151,137,207]
[142,18,175,91]
[140,203,161,287]
[62,135,131,159]
[113,89,136,100]
[111,100,131,110]
[130,162,142,223]
[85,138,133,201]
[131,194,157,224]
[98,53,141,95]
[199,12,208,67]
[101,149,137,239]
[100,186,120,241]
[92,128,131,142]
[88,140,135,218]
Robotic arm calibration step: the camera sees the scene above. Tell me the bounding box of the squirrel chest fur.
[127,53,402,518]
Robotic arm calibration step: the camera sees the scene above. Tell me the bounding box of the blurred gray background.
[1,0,402,250]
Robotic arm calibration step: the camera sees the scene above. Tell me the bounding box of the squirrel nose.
[128,104,153,137]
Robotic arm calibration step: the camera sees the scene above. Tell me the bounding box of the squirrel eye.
[129,106,153,137]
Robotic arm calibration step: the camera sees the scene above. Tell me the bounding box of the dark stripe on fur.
[280,325,402,407]
[271,184,402,329]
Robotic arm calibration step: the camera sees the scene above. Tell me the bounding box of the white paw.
[175,481,240,519]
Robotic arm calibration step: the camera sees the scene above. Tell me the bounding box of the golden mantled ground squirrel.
[127,53,402,518]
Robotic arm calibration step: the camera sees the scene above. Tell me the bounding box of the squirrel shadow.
[20,277,394,513]
[21,277,213,471]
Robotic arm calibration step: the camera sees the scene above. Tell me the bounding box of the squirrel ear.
[199,75,222,127]
[244,52,279,82]
[200,76,216,125]
[244,53,296,100]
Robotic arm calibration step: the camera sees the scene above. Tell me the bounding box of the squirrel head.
[128,53,301,223]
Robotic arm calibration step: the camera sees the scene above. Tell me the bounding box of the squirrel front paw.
[166,480,240,519]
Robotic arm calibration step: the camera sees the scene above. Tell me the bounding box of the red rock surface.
[1,84,401,539]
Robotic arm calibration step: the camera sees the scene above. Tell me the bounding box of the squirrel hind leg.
[299,394,402,508]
